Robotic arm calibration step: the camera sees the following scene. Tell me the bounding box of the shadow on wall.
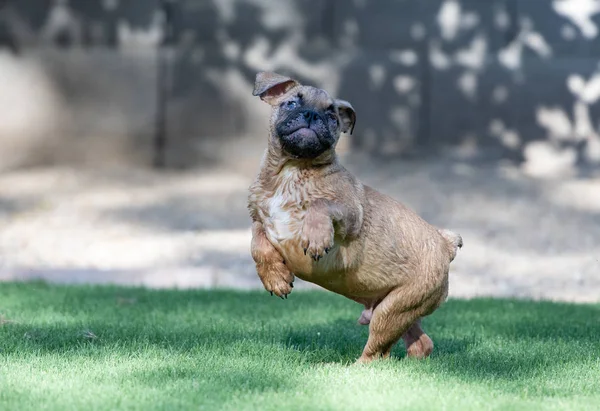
[0,0,599,177]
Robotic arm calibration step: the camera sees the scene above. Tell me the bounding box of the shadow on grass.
[421,298,600,382]
[1,283,599,386]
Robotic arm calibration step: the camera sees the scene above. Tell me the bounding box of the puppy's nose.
[302,110,320,125]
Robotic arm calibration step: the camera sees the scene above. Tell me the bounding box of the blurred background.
[0,0,598,302]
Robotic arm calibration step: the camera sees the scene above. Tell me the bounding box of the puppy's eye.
[284,100,298,110]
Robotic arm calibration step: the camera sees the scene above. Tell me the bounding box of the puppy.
[247,72,463,364]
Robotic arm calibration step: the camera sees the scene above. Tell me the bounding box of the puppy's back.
[361,185,457,266]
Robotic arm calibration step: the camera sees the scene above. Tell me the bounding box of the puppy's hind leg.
[356,288,423,364]
[402,319,434,359]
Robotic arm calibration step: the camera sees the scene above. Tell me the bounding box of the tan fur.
[247,72,463,364]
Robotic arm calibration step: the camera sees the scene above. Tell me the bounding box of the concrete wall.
[1,0,600,176]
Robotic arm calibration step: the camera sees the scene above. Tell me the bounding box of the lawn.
[0,282,599,411]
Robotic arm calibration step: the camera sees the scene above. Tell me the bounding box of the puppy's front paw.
[300,213,334,261]
[257,260,294,299]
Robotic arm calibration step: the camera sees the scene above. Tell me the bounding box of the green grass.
[0,282,599,411]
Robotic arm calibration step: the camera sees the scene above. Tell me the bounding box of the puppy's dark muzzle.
[276,110,334,159]
[301,110,321,127]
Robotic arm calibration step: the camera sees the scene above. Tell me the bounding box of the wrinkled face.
[252,71,356,160]
[274,87,340,159]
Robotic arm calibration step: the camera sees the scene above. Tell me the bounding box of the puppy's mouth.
[280,127,328,159]
[287,127,318,140]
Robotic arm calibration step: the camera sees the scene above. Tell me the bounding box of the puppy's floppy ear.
[253,72,300,105]
[335,99,357,135]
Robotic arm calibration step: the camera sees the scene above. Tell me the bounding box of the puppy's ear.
[335,99,357,135]
[253,72,300,105]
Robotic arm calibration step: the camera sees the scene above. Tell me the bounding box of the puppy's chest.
[259,173,312,245]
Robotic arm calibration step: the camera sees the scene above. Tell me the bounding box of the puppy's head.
[253,71,356,160]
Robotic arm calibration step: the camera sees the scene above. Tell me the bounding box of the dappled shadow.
[281,297,600,379]
[1,1,600,172]
[283,319,476,364]
[101,191,251,231]
[0,286,353,353]
[348,155,600,254]
[1,159,599,301]
[435,298,600,343]
[0,196,24,214]
[0,193,45,220]
[419,298,600,381]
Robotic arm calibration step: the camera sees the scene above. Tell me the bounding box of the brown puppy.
[247,71,463,364]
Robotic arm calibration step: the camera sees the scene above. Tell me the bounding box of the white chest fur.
[262,168,307,245]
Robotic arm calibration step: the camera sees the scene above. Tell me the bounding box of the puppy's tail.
[438,229,463,262]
